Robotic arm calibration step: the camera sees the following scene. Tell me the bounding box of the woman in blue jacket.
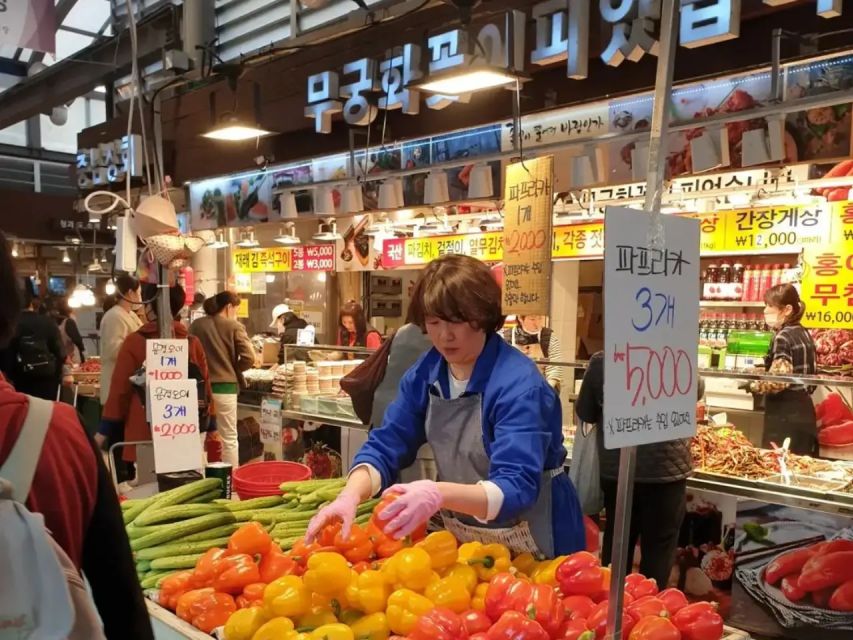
[307,254,585,557]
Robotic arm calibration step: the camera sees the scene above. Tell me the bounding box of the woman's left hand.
[380,480,443,539]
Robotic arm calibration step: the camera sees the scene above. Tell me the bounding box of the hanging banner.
[502,156,554,316]
[552,222,605,259]
[801,201,853,329]
[233,245,336,273]
[721,203,831,254]
[603,207,700,449]
[0,0,55,53]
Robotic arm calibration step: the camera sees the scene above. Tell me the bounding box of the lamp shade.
[280,191,298,219]
[131,194,179,240]
[378,179,403,209]
[314,186,336,215]
[340,184,364,214]
[424,171,450,204]
[467,163,494,199]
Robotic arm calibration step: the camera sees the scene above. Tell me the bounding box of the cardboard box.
[262,342,280,365]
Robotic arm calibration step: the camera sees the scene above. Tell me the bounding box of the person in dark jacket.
[270,303,309,364]
[576,352,703,588]
[0,288,65,400]
[56,300,86,364]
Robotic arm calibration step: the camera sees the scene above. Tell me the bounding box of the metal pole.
[605,1,679,638]
[771,28,783,103]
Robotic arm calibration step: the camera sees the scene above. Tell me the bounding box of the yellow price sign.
[237,298,249,318]
[233,247,293,273]
[552,222,604,259]
[801,201,853,329]
[722,204,830,254]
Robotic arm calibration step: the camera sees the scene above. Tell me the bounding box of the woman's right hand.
[305,488,360,542]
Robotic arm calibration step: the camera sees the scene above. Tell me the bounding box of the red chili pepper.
[781,575,807,603]
[484,573,565,636]
[798,551,853,592]
[461,610,492,635]
[563,595,596,620]
[625,574,659,599]
[627,596,669,620]
[409,607,468,640]
[557,617,595,640]
[764,548,816,586]
[829,580,853,612]
[671,602,724,640]
[813,540,853,556]
[657,588,689,616]
[485,610,550,640]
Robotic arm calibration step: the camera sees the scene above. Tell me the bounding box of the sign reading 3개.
[603,207,700,449]
[260,397,283,445]
[149,379,203,474]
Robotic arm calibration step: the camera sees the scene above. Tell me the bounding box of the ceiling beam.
[29,0,83,65]
[0,5,180,130]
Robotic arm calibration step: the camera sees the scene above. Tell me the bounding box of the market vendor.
[270,303,309,364]
[306,254,585,556]
[752,283,817,455]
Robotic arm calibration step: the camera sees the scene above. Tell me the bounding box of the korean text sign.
[801,201,853,329]
[260,397,283,445]
[502,156,554,316]
[603,207,700,449]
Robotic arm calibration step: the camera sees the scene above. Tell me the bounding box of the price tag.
[149,379,203,473]
[145,339,189,381]
[260,397,283,445]
[603,207,700,449]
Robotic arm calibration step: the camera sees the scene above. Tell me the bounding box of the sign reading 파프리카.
[603,207,700,449]
[149,379,203,474]
[502,156,554,316]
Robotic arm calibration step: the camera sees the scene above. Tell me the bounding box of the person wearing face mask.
[503,315,563,392]
[751,283,817,455]
[304,254,585,556]
[190,292,256,467]
[99,275,143,407]
[270,303,308,364]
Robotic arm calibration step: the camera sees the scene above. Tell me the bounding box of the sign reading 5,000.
[603,208,700,450]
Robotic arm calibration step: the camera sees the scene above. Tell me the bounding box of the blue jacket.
[353,332,585,554]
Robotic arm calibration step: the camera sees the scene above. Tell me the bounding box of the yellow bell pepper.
[381,548,433,592]
[224,606,266,640]
[471,583,489,611]
[415,531,458,572]
[443,563,478,595]
[458,542,512,581]
[385,589,433,635]
[283,634,311,640]
[296,605,338,629]
[264,576,312,618]
[532,555,567,586]
[349,612,390,640]
[309,623,354,640]
[346,570,391,614]
[511,552,538,576]
[425,576,471,613]
[252,617,295,640]
[304,552,352,597]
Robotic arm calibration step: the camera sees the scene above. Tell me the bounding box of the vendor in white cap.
[270,303,308,364]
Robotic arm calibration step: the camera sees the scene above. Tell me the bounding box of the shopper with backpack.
[0,231,153,639]
[0,288,65,400]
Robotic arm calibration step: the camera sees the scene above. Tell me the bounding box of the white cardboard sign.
[148,379,204,473]
[603,206,700,449]
[260,397,283,445]
[145,339,189,382]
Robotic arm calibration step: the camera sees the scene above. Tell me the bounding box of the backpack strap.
[0,395,54,502]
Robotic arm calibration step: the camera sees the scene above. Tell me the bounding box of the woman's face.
[520,315,543,333]
[425,317,486,368]
[341,315,356,333]
[763,304,791,329]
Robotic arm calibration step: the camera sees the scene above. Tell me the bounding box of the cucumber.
[131,512,236,551]
[275,536,302,550]
[122,495,158,525]
[189,489,224,504]
[279,478,345,494]
[134,537,232,561]
[178,524,239,543]
[224,496,284,511]
[135,503,226,527]
[136,560,152,573]
[136,478,223,522]
[150,553,205,570]
[140,571,177,589]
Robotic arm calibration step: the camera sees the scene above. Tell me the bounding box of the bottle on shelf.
[732,262,745,301]
[778,263,791,286]
[719,261,732,284]
[705,262,719,300]
[746,265,762,302]
[761,264,777,297]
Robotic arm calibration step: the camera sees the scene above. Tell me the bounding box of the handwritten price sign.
[603,207,700,449]
[149,379,203,473]
[260,397,283,445]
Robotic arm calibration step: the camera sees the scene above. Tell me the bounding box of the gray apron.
[424,386,558,557]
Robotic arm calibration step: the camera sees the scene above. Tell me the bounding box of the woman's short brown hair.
[408,254,505,333]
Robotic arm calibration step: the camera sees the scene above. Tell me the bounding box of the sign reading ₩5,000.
[305,0,844,133]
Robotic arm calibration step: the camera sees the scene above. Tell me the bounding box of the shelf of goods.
[700,301,766,308]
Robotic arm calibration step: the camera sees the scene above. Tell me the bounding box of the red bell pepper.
[829,580,853,612]
[798,551,853,592]
[212,553,261,595]
[259,547,300,583]
[461,610,492,635]
[371,493,427,541]
[625,574,659,599]
[555,553,604,598]
[410,607,468,640]
[228,521,272,556]
[764,548,816,585]
[628,617,681,640]
[469,635,488,640]
[627,596,669,620]
[558,618,595,640]
[191,548,230,588]
[587,601,636,640]
[584,516,600,553]
[563,595,596,620]
[780,575,806,603]
[484,573,565,636]
[367,521,406,559]
[485,610,550,640]
[175,588,237,633]
[657,589,689,616]
[672,602,723,640]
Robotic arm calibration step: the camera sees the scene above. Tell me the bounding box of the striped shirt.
[766,323,816,392]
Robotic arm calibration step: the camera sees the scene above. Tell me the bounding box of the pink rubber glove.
[380,480,443,539]
[304,488,360,542]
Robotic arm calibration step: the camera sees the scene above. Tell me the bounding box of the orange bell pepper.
[177,588,214,622]
[367,522,405,559]
[158,571,193,610]
[320,522,344,547]
[228,522,273,556]
[176,588,237,633]
[213,553,262,595]
[370,494,427,541]
[192,548,230,588]
[260,547,301,583]
[236,582,267,609]
[335,523,375,564]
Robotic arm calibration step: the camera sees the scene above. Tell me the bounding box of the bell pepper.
[335,524,376,564]
[829,579,853,612]
[385,588,434,635]
[214,554,262,595]
[628,617,681,640]
[657,589,689,616]
[347,570,392,614]
[382,548,433,592]
[159,571,193,610]
[252,617,296,640]
[461,610,491,635]
[312,575,358,618]
[305,552,353,596]
[563,595,595,621]
[284,634,312,640]
[350,612,391,640]
[260,547,301,583]
[485,610,550,640]
[764,548,816,585]
[298,605,339,629]
[813,586,834,608]
[444,563,479,595]
[624,574,659,599]
[236,583,267,609]
[368,522,406,559]
[558,618,595,640]
[292,539,337,565]
[627,596,669,620]
[264,575,312,618]
[458,542,511,582]
[472,583,489,611]
[192,548,230,588]
[671,602,724,640]
[416,531,459,573]
[319,522,344,547]
[425,575,472,613]
[556,553,603,598]
[511,552,538,577]
[533,555,568,586]
[224,606,266,640]
[484,572,565,636]
[371,493,427,541]
[308,623,354,640]
[409,607,468,640]
[587,601,636,640]
[176,588,214,622]
[176,588,237,633]
[229,522,273,556]
[798,551,853,592]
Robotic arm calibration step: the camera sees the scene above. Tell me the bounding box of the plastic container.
[233,461,312,500]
